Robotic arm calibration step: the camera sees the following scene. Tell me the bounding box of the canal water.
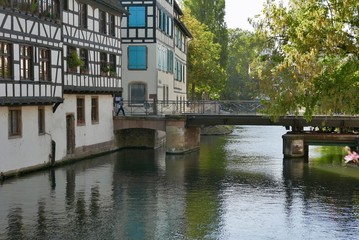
[1,126,359,240]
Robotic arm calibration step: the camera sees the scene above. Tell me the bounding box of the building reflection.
[7,207,24,240]
[36,199,46,237]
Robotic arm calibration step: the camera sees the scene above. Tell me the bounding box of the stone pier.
[165,116,201,154]
[283,132,359,159]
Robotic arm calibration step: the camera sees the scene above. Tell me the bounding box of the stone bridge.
[113,100,359,158]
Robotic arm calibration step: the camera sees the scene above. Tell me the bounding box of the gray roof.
[93,0,127,14]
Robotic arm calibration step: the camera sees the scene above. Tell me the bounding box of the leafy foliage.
[251,0,359,120]
[184,0,228,69]
[182,11,226,100]
[223,29,265,100]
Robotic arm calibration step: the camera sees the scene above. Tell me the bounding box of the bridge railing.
[114,100,263,116]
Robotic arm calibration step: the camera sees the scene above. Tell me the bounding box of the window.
[158,9,173,36]
[100,52,108,74]
[80,48,88,73]
[175,27,184,51]
[0,42,12,79]
[39,0,60,20]
[128,46,147,70]
[64,0,68,11]
[99,10,107,34]
[38,107,45,135]
[76,97,85,125]
[109,14,115,36]
[91,97,99,123]
[39,49,51,81]
[128,6,146,27]
[20,45,33,80]
[109,54,116,73]
[167,49,173,73]
[67,46,78,72]
[130,83,146,104]
[79,4,87,28]
[175,59,184,82]
[9,108,22,137]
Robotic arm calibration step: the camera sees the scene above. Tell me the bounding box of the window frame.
[0,41,12,79]
[39,48,51,81]
[109,14,115,36]
[20,45,33,80]
[80,48,89,74]
[91,96,99,124]
[99,10,107,34]
[76,96,85,126]
[100,52,108,75]
[8,107,22,138]
[109,54,116,73]
[38,106,45,135]
[129,83,146,105]
[79,3,88,28]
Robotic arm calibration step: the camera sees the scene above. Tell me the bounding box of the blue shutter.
[129,6,146,27]
[128,46,147,70]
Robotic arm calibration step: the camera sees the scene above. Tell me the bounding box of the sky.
[225,0,266,31]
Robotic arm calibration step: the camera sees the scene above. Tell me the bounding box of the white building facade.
[0,0,63,173]
[120,0,191,108]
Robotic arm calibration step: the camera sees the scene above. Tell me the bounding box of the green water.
[1,126,359,240]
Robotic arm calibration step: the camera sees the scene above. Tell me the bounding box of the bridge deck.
[185,115,359,128]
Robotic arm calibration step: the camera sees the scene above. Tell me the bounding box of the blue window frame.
[128,46,147,70]
[128,6,146,27]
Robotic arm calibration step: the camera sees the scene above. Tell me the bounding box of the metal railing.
[114,100,263,116]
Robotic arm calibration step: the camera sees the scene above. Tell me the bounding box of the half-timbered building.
[0,0,63,172]
[120,0,191,107]
[58,0,126,159]
[0,0,127,175]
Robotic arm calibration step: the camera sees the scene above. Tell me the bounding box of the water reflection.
[0,127,359,239]
[7,207,24,240]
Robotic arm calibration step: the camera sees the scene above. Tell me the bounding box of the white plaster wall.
[51,94,115,161]
[0,106,53,173]
[121,44,158,101]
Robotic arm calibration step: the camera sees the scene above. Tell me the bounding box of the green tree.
[184,0,228,70]
[183,11,225,100]
[223,29,264,100]
[251,0,359,120]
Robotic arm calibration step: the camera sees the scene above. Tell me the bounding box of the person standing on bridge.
[116,96,125,116]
